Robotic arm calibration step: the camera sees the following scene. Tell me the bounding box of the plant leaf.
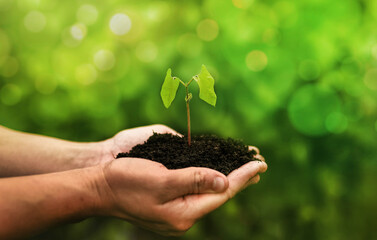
[160,68,180,108]
[197,65,217,106]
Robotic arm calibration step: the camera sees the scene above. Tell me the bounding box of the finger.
[225,160,267,198]
[244,175,260,189]
[150,124,183,137]
[164,167,229,199]
[185,161,267,218]
[248,146,260,155]
[254,154,265,162]
[248,174,260,185]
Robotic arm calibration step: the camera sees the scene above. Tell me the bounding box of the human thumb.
[167,167,229,197]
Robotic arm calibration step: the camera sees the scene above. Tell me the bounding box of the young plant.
[160,65,217,146]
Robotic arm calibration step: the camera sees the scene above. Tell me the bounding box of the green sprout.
[160,65,217,146]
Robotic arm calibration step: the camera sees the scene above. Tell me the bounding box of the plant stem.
[185,85,191,146]
[179,78,195,146]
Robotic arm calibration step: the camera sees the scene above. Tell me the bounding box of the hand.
[248,145,266,184]
[93,156,267,236]
[98,124,180,164]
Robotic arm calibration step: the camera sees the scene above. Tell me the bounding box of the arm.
[0,124,178,177]
[0,125,103,177]
[0,167,100,239]
[0,158,267,239]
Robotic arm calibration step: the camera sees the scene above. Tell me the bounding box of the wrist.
[72,140,112,169]
[85,163,117,217]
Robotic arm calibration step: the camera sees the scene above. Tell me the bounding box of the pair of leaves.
[160,65,217,108]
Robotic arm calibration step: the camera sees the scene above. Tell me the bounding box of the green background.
[1,0,377,239]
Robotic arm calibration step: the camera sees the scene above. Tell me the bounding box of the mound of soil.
[116,133,259,175]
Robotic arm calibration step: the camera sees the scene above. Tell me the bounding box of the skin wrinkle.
[157,174,178,203]
[91,165,116,216]
[193,170,205,194]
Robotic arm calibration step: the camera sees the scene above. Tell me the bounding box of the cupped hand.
[94,156,267,236]
[99,124,180,164]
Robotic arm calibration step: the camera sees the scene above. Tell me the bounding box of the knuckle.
[255,154,265,162]
[225,187,236,200]
[156,162,166,169]
[193,169,206,193]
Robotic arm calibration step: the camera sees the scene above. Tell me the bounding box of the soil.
[116,133,259,175]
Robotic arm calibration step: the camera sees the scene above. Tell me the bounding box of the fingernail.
[212,177,226,192]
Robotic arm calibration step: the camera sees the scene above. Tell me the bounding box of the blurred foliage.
[1,0,377,239]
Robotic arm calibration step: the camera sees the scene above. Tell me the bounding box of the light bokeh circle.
[232,0,254,9]
[109,13,132,36]
[94,50,115,71]
[75,64,97,85]
[24,11,46,32]
[77,4,98,25]
[70,23,87,40]
[135,41,158,63]
[196,19,219,42]
[246,50,268,72]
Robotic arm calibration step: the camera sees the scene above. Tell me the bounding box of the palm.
[101,124,180,162]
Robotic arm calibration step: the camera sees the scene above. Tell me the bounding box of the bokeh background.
[1,0,377,239]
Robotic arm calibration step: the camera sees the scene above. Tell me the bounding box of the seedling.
[160,65,217,146]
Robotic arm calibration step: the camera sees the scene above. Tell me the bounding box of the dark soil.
[116,133,259,175]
